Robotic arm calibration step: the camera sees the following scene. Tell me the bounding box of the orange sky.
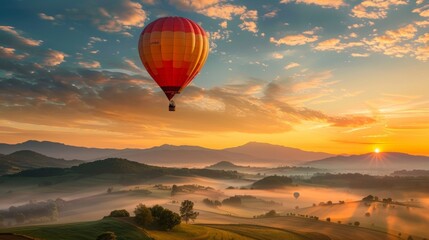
[1,0,428,155]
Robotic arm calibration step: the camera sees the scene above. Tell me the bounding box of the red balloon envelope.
[138,16,209,110]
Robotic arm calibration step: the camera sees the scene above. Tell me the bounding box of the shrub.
[354,221,360,227]
[158,208,181,231]
[108,209,130,218]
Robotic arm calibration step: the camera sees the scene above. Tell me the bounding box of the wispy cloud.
[280,0,346,9]
[351,0,408,19]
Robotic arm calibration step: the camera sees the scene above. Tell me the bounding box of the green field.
[0,218,319,240]
[0,218,151,240]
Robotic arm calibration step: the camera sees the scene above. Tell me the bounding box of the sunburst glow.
[375,148,380,153]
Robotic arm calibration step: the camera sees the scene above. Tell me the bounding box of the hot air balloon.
[293,192,300,199]
[138,16,209,111]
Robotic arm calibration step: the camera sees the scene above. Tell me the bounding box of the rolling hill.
[8,158,241,181]
[0,140,334,167]
[303,152,429,170]
[0,150,83,175]
[0,218,320,240]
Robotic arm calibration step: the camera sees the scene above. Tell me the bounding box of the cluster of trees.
[202,198,222,208]
[285,212,319,220]
[131,200,198,231]
[222,196,242,206]
[0,198,65,225]
[254,210,277,218]
[134,204,180,231]
[251,175,293,189]
[309,173,429,191]
[171,184,214,196]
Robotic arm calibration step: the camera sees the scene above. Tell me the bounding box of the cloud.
[351,53,370,57]
[270,34,318,46]
[0,46,27,60]
[351,0,407,19]
[264,10,278,18]
[169,0,258,33]
[0,26,70,67]
[416,33,429,43]
[415,45,429,61]
[0,26,43,47]
[123,58,143,72]
[270,27,320,46]
[415,20,429,27]
[43,50,67,67]
[219,21,228,29]
[169,0,221,10]
[413,4,429,17]
[199,4,247,20]
[38,13,55,21]
[284,62,300,69]
[272,52,284,59]
[363,24,417,58]
[263,74,374,127]
[314,38,364,51]
[280,0,346,9]
[0,60,375,138]
[65,0,147,33]
[78,60,101,68]
[238,10,258,33]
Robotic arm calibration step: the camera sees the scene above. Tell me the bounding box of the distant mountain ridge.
[303,152,429,170]
[0,150,83,175]
[0,140,335,167]
[0,140,119,160]
[225,142,333,163]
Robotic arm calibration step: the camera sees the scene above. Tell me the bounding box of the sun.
[374,148,380,153]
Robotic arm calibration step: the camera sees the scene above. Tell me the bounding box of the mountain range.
[303,152,429,170]
[0,140,334,167]
[1,141,429,171]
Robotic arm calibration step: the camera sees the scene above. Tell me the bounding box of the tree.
[96,232,117,240]
[362,195,374,201]
[150,205,165,221]
[265,210,277,217]
[326,217,331,222]
[109,209,130,218]
[180,200,199,224]
[158,209,181,231]
[171,185,178,196]
[134,204,153,227]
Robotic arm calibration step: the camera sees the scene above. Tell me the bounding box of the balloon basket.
[169,101,176,111]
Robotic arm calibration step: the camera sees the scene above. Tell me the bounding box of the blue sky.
[0,0,428,154]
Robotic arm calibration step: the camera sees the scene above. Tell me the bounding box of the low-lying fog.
[1,173,429,239]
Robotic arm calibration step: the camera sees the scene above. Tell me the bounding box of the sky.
[0,0,428,155]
